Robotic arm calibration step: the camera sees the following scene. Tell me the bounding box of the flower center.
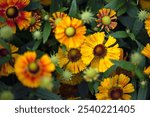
[0,48,9,57]
[54,18,62,25]
[102,16,111,25]
[109,87,123,100]
[68,49,81,62]
[28,62,39,74]
[30,17,36,25]
[93,44,106,57]
[65,27,76,37]
[6,6,19,18]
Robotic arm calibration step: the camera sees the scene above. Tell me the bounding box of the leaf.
[131,78,137,100]
[0,55,11,66]
[43,21,51,44]
[127,4,139,18]
[137,85,148,100]
[50,0,61,13]
[32,40,42,51]
[59,7,68,12]
[0,17,5,22]
[117,5,127,16]
[35,88,61,100]
[110,31,128,38]
[132,19,143,36]
[25,1,41,10]
[69,0,78,17]
[0,39,10,52]
[94,81,99,93]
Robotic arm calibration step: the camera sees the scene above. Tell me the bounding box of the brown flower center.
[30,17,36,25]
[65,27,76,37]
[6,6,19,18]
[93,44,106,57]
[28,62,40,74]
[109,87,123,100]
[0,48,9,57]
[68,49,81,62]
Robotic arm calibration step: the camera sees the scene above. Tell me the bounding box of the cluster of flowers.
[0,0,150,100]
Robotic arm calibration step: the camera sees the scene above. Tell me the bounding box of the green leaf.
[0,39,10,52]
[137,85,148,100]
[25,1,40,10]
[88,82,94,95]
[69,0,78,17]
[0,17,5,22]
[127,5,139,18]
[35,88,61,100]
[43,21,51,44]
[32,40,42,51]
[117,5,127,16]
[50,0,61,13]
[110,31,128,38]
[132,19,143,36]
[94,81,99,93]
[134,68,146,81]
[131,78,137,100]
[59,7,68,12]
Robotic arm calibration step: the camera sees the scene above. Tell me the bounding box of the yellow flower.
[141,43,150,59]
[81,32,121,72]
[96,8,117,32]
[14,51,55,88]
[0,44,19,76]
[49,12,67,31]
[57,47,86,74]
[96,74,135,100]
[55,16,87,48]
[29,11,42,32]
[145,16,150,37]
[144,66,150,78]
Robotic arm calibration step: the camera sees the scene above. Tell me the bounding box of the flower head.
[96,74,135,100]
[32,30,42,40]
[145,16,150,37]
[55,16,87,48]
[81,32,121,72]
[96,8,117,32]
[0,25,13,39]
[0,44,19,76]
[141,43,150,59]
[0,0,31,32]
[57,47,87,74]
[14,51,55,88]
[138,10,149,21]
[49,12,67,31]
[29,11,42,32]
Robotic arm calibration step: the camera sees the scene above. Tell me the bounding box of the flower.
[144,66,150,78]
[0,0,31,32]
[55,16,87,48]
[96,74,135,100]
[83,67,99,82]
[80,8,95,24]
[49,12,67,31]
[62,70,73,81]
[14,51,55,88]
[81,32,121,72]
[0,44,19,76]
[96,8,117,32]
[145,16,150,37]
[141,43,150,59]
[29,11,42,32]
[57,47,87,74]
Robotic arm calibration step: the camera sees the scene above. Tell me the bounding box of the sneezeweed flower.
[32,30,42,40]
[0,44,19,76]
[83,67,99,82]
[50,54,59,66]
[49,12,67,31]
[29,11,42,32]
[145,15,150,37]
[0,0,31,32]
[141,43,150,59]
[144,66,150,78]
[81,32,121,72]
[57,73,83,86]
[96,8,117,32]
[55,16,87,48]
[14,51,55,88]
[138,10,149,21]
[80,8,95,24]
[62,70,73,81]
[96,74,135,100]
[0,25,13,39]
[57,47,87,74]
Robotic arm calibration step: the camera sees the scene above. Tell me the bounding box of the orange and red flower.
[0,0,31,32]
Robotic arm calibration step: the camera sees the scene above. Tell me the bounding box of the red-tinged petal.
[6,19,16,33]
[16,0,30,9]
[0,0,8,9]
[7,0,18,6]
[0,9,5,17]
